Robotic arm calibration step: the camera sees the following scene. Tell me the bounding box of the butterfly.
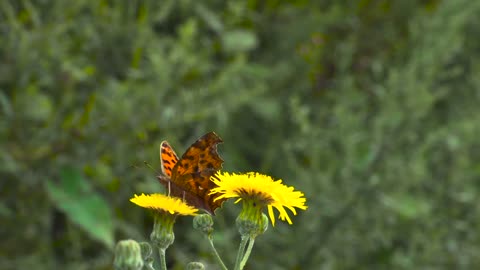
[157,132,225,215]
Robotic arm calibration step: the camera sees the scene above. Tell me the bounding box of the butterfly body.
[158,132,225,215]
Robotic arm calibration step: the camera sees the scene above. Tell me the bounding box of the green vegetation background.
[2,0,480,269]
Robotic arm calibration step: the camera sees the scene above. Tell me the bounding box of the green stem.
[207,236,228,270]
[234,236,249,270]
[158,248,167,270]
[144,261,155,270]
[239,237,255,270]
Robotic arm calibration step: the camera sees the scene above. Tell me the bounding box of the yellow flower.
[210,172,307,226]
[130,193,198,216]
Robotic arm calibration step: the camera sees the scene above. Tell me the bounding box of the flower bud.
[193,214,214,235]
[186,262,205,270]
[139,242,152,259]
[113,239,144,270]
[139,242,153,268]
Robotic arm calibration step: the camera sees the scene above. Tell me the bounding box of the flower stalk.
[193,214,228,270]
[239,237,255,270]
[234,236,249,270]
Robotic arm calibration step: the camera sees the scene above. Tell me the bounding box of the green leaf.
[46,167,115,249]
[196,4,223,33]
[221,29,258,53]
[0,203,12,218]
[382,194,431,219]
[15,87,53,122]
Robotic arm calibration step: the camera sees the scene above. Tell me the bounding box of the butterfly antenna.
[143,161,160,175]
[129,163,142,170]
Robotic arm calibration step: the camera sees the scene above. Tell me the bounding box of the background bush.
[1,0,480,269]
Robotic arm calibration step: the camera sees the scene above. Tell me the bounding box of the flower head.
[130,193,198,216]
[210,172,307,226]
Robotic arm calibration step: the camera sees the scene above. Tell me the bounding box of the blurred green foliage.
[46,167,114,249]
[1,0,480,269]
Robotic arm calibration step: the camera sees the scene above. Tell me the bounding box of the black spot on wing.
[184,155,195,161]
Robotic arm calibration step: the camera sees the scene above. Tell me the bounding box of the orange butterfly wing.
[157,132,225,215]
[160,141,179,178]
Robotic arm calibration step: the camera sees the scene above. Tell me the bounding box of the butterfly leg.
[167,181,172,196]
